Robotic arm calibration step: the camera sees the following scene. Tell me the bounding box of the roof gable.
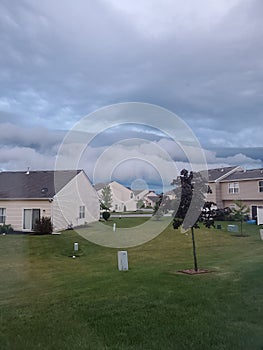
[208,166,241,182]
[0,170,81,199]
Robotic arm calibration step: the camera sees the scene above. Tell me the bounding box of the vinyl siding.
[221,180,263,201]
[52,171,99,231]
[0,200,51,231]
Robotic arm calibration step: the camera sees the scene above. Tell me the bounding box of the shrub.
[34,217,53,234]
[0,224,14,234]
[102,211,111,221]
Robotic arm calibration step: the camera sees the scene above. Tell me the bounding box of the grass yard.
[0,220,263,350]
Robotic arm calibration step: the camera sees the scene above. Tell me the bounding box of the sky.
[0,0,263,191]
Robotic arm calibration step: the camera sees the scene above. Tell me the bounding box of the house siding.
[221,179,263,201]
[207,183,217,204]
[213,178,263,219]
[0,200,51,231]
[52,171,100,231]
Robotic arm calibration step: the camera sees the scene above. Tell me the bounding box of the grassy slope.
[0,221,263,350]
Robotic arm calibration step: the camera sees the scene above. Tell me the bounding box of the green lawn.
[1,220,263,350]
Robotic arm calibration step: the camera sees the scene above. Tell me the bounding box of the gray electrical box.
[227,225,238,232]
[118,251,128,271]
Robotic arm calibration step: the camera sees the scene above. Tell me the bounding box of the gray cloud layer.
[0,0,262,179]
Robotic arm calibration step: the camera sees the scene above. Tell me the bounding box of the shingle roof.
[0,170,81,199]
[207,166,241,182]
[146,196,159,203]
[94,182,110,191]
[133,189,146,196]
[221,168,263,181]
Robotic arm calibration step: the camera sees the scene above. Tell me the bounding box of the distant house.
[133,189,149,202]
[141,191,158,208]
[164,189,177,200]
[0,170,100,232]
[132,189,158,208]
[207,166,263,220]
[95,181,137,212]
[207,166,242,207]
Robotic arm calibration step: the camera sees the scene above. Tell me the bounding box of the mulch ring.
[178,269,213,275]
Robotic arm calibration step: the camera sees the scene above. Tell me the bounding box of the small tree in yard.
[100,185,113,210]
[231,200,250,235]
[170,169,216,272]
[153,193,164,220]
[136,199,145,209]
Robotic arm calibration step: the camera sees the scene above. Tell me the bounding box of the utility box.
[260,229,263,241]
[74,242,79,251]
[118,251,128,271]
[227,225,238,232]
[257,207,263,225]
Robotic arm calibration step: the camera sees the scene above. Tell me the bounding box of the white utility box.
[260,229,263,241]
[257,207,263,225]
[74,242,79,251]
[118,251,128,271]
[227,225,238,232]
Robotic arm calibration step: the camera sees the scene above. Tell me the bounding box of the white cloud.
[0,146,55,171]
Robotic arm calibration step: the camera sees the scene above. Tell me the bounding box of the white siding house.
[95,181,137,212]
[0,170,100,232]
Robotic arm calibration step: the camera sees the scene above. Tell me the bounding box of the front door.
[23,209,40,230]
[251,206,257,220]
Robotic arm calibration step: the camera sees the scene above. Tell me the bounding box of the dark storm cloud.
[0,0,262,173]
[0,123,65,153]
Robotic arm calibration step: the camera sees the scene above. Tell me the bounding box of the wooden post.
[191,227,198,272]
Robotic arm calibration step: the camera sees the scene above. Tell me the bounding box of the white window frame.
[79,205,85,219]
[228,182,239,194]
[0,208,6,224]
[259,181,263,193]
[23,209,40,231]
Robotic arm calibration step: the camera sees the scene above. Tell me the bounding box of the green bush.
[0,224,14,234]
[102,211,111,221]
[34,217,53,234]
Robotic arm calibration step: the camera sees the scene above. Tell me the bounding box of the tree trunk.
[191,227,198,271]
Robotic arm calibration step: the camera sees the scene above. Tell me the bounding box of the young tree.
[100,185,113,210]
[171,169,215,272]
[136,199,145,209]
[231,200,249,235]
[153,193,164,220]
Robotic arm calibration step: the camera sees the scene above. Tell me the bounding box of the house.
[145,195,159,208]
[133,189,149,202]
[95,181,137,212]
[0,170,100,232]
[164,189,177,200]
[132,189,158,208]
[207,167,263,220]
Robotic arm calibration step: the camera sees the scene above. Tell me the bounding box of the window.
[259,181,263,192]
[79,206,85,219]
[23,209,40,230]
[0,208,6,224]
[228,182,239,194]
[130,192,134,199]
